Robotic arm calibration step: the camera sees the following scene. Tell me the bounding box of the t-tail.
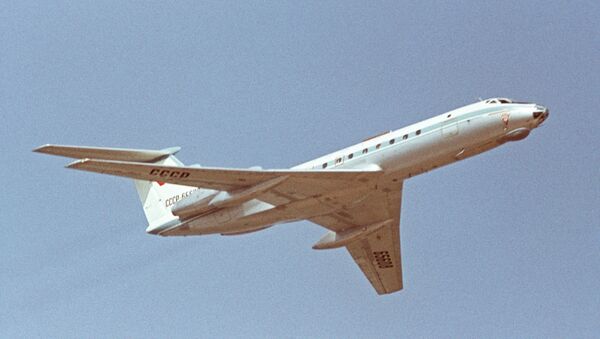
[33,144,201,233]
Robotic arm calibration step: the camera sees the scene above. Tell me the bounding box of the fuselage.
[159,98,548,236]
[295,98,547,174]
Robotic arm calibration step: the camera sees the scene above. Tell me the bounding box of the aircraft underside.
[34,98,548,294]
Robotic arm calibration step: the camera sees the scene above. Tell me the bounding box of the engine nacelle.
[171,190,218,219]
[171,175,288,220]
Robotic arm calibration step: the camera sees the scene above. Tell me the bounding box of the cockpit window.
[485,98,512,104]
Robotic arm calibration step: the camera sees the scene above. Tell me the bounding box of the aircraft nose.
[532,106,549,124]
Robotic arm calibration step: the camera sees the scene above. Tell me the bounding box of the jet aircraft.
[35,98,549,294]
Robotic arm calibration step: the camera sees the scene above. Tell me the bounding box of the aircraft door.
[442,118,459,137]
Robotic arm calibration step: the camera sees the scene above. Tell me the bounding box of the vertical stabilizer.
[133,155,196,232]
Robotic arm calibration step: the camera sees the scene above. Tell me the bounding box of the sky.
[2,1,599,338]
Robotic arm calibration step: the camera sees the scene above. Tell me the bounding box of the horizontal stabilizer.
[34,144,180,163]
[66,158,382,191]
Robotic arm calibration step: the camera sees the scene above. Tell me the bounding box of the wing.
[64,158,383,215]
[310,181,403,295]
[65,158,382,192]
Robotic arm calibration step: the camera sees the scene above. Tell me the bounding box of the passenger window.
[348,153,353,159]
[416,129,421,135]
[322,163,327,169]
[403,134,408,140]
[362,148,368,154]
[376,143,381,149]
[335,157,342,164]
[389,139,395,144]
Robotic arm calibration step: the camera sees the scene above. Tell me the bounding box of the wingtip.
[66,158,91,169]
[32,144,54,153]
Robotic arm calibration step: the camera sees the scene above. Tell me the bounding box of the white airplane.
[35,98,548,294]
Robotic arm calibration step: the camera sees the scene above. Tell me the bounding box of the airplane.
[34,98,549,295]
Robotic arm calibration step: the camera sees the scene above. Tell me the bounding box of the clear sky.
[2,1,599,338]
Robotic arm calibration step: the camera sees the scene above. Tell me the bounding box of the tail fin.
[34,144,198,232]
[132,154,197,232]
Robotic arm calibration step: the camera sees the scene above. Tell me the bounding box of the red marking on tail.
[157,181,165,186]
